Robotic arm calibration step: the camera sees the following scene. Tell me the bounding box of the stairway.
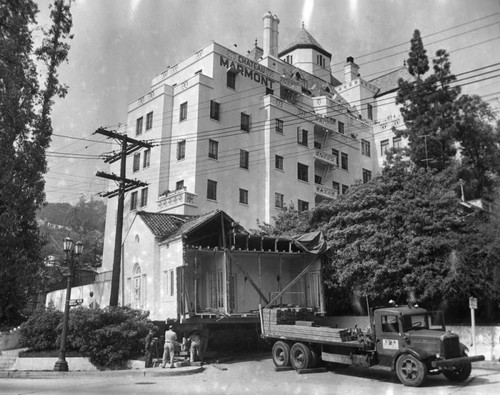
[0,349,26,370]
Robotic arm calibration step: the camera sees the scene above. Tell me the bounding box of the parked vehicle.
[260,304,485,387]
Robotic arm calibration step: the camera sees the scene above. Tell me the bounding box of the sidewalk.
[0,348,205,379]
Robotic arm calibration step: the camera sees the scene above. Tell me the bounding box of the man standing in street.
[162,325,178,368]
[188,331,203,364]
[144,329,155,368]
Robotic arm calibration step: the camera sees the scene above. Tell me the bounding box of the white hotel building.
[47,13,410,315]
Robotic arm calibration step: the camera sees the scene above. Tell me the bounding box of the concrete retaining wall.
[11,358,144,371]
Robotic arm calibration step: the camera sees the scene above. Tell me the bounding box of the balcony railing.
[314,184,338,200]
[314,150,338,167]
[157,188,197,211]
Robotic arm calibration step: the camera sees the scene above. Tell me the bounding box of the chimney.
[262,11,273,58]
[271,14,280,57]
[344,56,359,83]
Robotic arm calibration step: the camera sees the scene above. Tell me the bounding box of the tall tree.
[407,29,429,79]
[454,95,500,199]
[317,166,497,313]
[396,32,461,171]
[0,0,73,324]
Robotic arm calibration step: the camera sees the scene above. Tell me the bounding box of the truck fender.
[391,348,434,371]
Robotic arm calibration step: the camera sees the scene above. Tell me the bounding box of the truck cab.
[372,305,483,386]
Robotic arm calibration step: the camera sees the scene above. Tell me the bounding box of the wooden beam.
[231,255,270,306]
[264,259,318,308]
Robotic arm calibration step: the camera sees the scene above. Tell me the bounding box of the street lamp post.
[54,237,83,372]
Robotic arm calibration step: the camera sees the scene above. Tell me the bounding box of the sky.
[36,0,500,203]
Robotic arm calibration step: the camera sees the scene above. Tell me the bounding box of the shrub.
[18,306,63,351]
[67,306,153,368]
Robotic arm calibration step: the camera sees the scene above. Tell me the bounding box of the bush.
[67,306,153,369]
[18,306,63,351]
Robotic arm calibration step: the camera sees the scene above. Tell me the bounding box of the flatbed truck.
[260,304,485,387]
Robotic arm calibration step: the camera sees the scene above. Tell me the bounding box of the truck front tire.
[272,341,291,367]
[290,342,311,370]
[442,362,472,382]
[396,354,428,387]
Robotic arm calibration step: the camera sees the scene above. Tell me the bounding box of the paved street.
[1,356,499,395]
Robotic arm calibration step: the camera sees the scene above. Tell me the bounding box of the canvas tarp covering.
[292,231,328,255]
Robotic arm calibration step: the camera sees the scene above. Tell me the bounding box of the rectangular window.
[298,200,309,212]
[363,169,372,183]
[227,70,236,89]
[136,117,143,136]
[209,271,224,309]
[176,180,184,190]
[239,149,249,169]
[275,192,284,208]
[315,175,322,184]
[133,152,140,172]
[367,103,373,121]
[143,148,151,168]
[239,188,248,204]
[331,149,339,166]
[297,128,308,146]
[210,100,220,120]
[338,121,344,135]
[207,179,217,200]
[332,181,340,194]
[275,155,283,170]
[361,139,371,157]
[297,162,309,182]
[208,139,218,160]
[342,184,349,194]
[140,187,148,207]
[393,137,401,149]
[177,139,186,160]
[169,269,174,297]
[275,119,283,134]
[241,113,250,132]
[341,152,348,171]
[130,191,138,210]
[180,102,187,122]
[381,139,389,156]
[146,111,153,131]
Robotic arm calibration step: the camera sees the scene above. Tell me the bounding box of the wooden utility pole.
[95,127,153,307]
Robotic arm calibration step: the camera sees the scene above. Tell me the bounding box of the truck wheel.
[442,362,472,382]
[396,354,428,387]
[272,341,291,367]
[290,342,311,370]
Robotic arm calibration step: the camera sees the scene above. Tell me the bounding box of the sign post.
[469,297,477,355]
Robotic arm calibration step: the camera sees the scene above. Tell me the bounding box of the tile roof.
[164,209,243,242]
[136,211,192,238]
[137,209,244,242]
[369,67,414,97]
[279,27,331,58]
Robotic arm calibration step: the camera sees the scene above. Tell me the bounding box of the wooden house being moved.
[47,209,328,349]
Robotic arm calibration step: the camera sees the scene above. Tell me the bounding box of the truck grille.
[441,333,461,359]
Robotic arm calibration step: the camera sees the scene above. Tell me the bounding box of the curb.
[475,361,500,371]
[0,365,204,379]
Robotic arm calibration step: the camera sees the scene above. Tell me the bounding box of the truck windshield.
[402,314,429,331]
